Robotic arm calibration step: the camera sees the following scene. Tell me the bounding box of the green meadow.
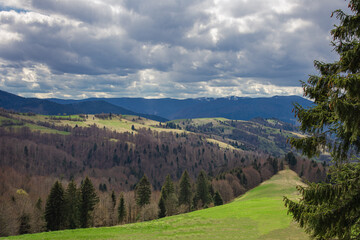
[3,169,309,240]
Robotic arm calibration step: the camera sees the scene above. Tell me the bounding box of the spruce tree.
[111,191,116,209]
[213,191,223,206]
[158,196,166,218]
[45,181,66,231]
[80,177,99,228]
[195,170,211,208]
[135,175,151,207]
[284,1,360,239]
[161,174,175,200]
[285,152,297,166]
[178,170,192,210]
[65,180,80,229]
[288,1,360,162]
[159,174,177,217]
[118,193,126,224]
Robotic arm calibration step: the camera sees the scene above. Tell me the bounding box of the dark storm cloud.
[0,0,348,98]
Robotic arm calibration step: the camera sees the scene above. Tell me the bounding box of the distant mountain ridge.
[0,90,167,122]
[49,95,312,124]
[0,89,312,124]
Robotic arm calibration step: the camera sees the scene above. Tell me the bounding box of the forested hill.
[0,109,326,237]
[49,95,313,124]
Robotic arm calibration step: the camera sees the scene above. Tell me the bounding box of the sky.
[0,0,347,99]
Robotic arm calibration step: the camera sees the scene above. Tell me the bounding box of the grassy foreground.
[3,170,308,240]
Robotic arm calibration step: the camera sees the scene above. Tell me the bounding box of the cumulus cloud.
[0,0,347,99]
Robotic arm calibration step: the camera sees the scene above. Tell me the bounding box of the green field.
[4,169,308,240]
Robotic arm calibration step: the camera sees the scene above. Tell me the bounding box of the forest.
[0,109,326,237]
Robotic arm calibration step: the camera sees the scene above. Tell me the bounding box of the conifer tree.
[284,1,360,239]
[213,191,223,206]
[65,180,80,229]
[159,174,177,217]
[195,170,211,208]
[158,196,166,218]
[161,174,175,200]
[135,175,151,207]
[178,170,192,210]
[118,193,126,224]
[111,191,116,209]
[45,181,66,231]
[80,177,99,228]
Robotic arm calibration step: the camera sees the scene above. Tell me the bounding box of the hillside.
[0,109,327,237]
[49,95,313,124]
[167,117,299,157]
[3,169,309,240]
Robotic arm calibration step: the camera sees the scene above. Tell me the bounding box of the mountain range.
[0,89,312,124]
[0,90,167,122]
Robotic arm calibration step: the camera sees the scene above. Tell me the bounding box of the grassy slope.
[5,170,308,240]
[10,114,186,134]
[0,116,70,135]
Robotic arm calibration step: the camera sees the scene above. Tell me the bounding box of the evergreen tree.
[195,170,211,208]
[65,180,80,229]
[213,191,223,206]
[161,174,175,200]
[285,152,297,166]
[159,174,177,217]
[158,196,166,218]
[288,1,360,162]
[111,191,116,209]
[118,193,126,224]
[178,170,192,210]
[45,181,66,231]
[80,177,99,228]
[284,1,360,239]
[135,175,151,207]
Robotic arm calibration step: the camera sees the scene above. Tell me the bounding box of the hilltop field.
[3,169,309,240]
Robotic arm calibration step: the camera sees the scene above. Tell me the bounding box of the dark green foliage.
[80,177,99,228]
[45,181,66,231]
[178,170,192,209]
[18,213,31,235]
[159,174,178,217]
[35,197,42,210]
[158,196,166,218]
[135,175,151,207]
[213,191,223,206]
[195,170,211,208]
[285,152,297,166]
[268,157,279,173]
[285,163,360,239]
[65,180,80,229]
[111,191,116,209]
[99,183,107,192]
[289,1,360,161]
[285,1,360,239]
[161,175,175,200]
[117,193,126,224]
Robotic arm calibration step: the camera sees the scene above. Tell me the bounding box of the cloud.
[0,0,347,99]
